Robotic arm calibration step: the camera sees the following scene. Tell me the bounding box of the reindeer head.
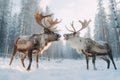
[63,19,91,40]
[34,12,61,41]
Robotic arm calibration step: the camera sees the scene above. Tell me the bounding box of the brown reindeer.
[63,20,117,70]
[9,12,61,70]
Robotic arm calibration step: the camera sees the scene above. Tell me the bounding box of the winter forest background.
[0,0,120,60]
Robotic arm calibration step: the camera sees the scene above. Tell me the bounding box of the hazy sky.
[46,0,97,36]
[12,0,97,37]
[49,0,97,20]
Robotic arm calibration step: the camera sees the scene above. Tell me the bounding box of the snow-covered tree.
[107,0,120,57]
[94,0,120,57]
[0,0,12,56]
[94,0,108,42]
[20,0,41,35]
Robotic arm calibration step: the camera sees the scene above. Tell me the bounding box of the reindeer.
[9,12,61,70]
[63,20,117,70]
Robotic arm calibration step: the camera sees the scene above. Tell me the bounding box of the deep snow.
[0,58,120,80]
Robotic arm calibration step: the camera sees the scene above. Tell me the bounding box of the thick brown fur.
[9,33,60,71]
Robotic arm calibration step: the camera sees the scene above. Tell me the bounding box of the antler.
[34,12,53,28]
[65,19,91,33]
[70,21,76,32]
[78,19,91,32]
[65,21,77,33]
[47,17,62,30]
[34,11,61,31]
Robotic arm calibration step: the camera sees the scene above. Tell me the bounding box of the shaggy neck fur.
[67,36,86,53]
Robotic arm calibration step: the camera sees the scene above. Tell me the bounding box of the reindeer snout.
[63,34,69,40]
[63,34,66,37]
[55,34,61,41]
[55,34,61,38]
[63,34,68,37]
[58,34,61,38]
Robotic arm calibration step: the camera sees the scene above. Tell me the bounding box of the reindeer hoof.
[36,66,38,69]
[23,65,25,68]
[27,68,30,71]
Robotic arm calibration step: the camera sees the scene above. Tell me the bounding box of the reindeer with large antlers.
[63,20,117,70]
[9,12,61,70]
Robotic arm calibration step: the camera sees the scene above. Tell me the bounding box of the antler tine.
[87,19,91,25]
[78,19,91,32]
[34,12,53,28]
[70,21,76,32]
[65,25,75,32]
[47,18,62,29]
[50,26,57,30]
[34,12,45,28]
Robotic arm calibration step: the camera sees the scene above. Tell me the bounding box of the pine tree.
[94,0,108,42]
[108,0,120,57]
[0,0,11,56]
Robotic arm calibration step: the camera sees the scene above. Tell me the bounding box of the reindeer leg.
[35,50,40,69]
[27,49,33,71]
[82,50,89,70]
[9,46,17,65]
[108,52,117,70]
[101,56,110,69]
[85,55,89,70]
[21,54,26,68]
[92,54,97,70]
[36,53,39,68]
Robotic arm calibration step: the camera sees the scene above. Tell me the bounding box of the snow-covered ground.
[0,58,120,80]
